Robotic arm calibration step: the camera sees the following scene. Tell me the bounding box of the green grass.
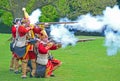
[0,34,120,81]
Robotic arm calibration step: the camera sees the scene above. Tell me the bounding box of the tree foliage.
[53,0,70,17]
[0,0,58,26]
[0,9,4,17]
[1,11,13,25]
[0,0,117,26]
[40,0,117,21]
[62,0,117,20]
[40,5,59,22]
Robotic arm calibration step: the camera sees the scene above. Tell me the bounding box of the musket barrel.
[77,38,96,42]
[37,22,78,25]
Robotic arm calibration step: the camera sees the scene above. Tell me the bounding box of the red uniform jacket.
[33,27,42,34]
[38,43,48,54]
[11,25,16,38]
[18,25,31,37]
[38,43,58,54]
[50,44,58,50]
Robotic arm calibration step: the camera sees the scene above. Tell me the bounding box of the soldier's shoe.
[35,74,41,78]
[30,74,33,78]
[9,68,14,71]
[21,75,27,79]
[14,71,21,74]
[50,74,55,77]
[30,73,35,78]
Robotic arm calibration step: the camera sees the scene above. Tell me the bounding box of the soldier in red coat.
[35,40,54,78]
[33,23,62,78]
[18,19,37,78]
[10,18,21,73]
[14,8,38,78]
[46,42,62,77]
[10,22,16,71]
[12,18,36,78]
[35,38,62,78]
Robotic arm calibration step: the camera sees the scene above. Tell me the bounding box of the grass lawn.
[0,34,120,81]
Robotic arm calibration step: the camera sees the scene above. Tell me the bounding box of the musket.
[77,38,96,42]
[8,37,12,41]
[53,38,96,48]
[36,21,78,27]
[48,38,96,47]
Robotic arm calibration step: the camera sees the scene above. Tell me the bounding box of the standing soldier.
[10,18,21,73]
[14,8,37,78]
[13,18,32,78]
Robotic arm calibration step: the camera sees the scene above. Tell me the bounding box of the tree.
[53,0,117,20]
[51,0,70,18]
[0,0,58,25]
[40,5,60,22]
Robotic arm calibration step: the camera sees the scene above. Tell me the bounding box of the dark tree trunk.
[12,7,24,19]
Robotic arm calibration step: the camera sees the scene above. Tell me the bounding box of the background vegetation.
[0,0,118,26]
[0,34,120,81]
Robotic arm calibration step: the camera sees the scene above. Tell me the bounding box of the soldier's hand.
[45,42,54,50]
[57,43,62,48]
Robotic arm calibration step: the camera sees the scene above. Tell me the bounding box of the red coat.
[33,26,42,34]
[18,25,31,37]
[50,44,58,50]
[11,25,16,38]
[38,43,58,54]
[38,43,49,54]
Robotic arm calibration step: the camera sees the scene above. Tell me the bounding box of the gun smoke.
[29,9,41,24]
[66,5,120,56]
[50,24,78,48]
[30,5,120,55]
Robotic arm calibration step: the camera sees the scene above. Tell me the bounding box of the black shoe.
[21,75,27,79]
[9,68,14,72]
[14,71,20,74]
[9,69,14,72]
[22,77,27,79]
[35,75,40,78]
[30,74,33,78]
[50,74,55,77]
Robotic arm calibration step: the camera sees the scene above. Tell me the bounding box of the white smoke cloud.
[49,17,78,47]
[74,13,104,32]
[49,5,120,55]
[50,24,78,48]
[103,6,120,31]
[74,5,120,55]
[102,5,120,55]
[29,9,41,24]
[104,30,120,56]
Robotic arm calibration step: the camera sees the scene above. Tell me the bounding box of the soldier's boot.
[21,60,28,78]
[30,59,36,77]
[9,56,15,71]
[14,58,20,74]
